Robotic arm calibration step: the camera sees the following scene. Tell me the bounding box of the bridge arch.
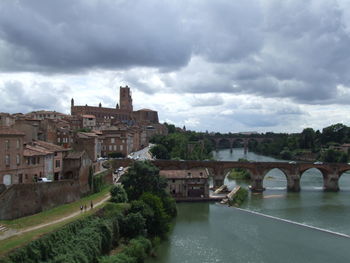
[262,168,289,190]
[216,138,231,149]
[299,168,325,190]
[338,169,350,190]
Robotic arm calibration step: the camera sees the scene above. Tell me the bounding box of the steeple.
[71,98,74,107]
[116,103,119,109]
[99,102,102,107]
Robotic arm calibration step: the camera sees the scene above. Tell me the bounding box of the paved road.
[129,144,154,161]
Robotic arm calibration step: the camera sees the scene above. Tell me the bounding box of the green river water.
[146,149,350,263]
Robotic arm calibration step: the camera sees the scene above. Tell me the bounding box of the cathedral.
[71,86,159,126]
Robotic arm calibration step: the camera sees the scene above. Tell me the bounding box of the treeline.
[249,123,350,162]
[150,123,213,160]
[1,161,177,263]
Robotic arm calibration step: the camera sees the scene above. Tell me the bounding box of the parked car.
[38,177,52,183]
[313,161,323,165]
[288,161,297,164]
[118,166,124,171]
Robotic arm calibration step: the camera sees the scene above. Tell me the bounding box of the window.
[111,138,115,143]
[57,137,61,143]
[120,145,123,151]
[5,155,10,166]
[16,139,20,149]
[54,152,58,156]
[16,154,20,165]
[109,145,112,151]
[5,140,9,150]
[113,145,117,151]
[55,160,60,168]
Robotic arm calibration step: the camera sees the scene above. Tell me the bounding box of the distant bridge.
[114,159,350,192]
[207,136,273,154]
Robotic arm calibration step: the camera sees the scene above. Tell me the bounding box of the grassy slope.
[0,186,111,229]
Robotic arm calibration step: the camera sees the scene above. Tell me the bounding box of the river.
[147,149,350,263]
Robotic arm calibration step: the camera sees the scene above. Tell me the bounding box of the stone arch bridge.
[114,159,350,192]
[209,137,272,154]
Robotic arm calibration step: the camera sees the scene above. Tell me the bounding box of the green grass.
[0,185,111,230]
[0,201,131,257]
[0,206,100,257]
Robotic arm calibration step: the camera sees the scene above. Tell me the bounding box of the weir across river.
[115,159,350,192]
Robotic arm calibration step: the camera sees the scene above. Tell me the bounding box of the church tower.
[119,85,133,111]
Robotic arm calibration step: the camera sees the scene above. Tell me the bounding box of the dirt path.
[0,194,110,241]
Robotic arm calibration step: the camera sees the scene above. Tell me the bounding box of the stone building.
[73,132,101,165]
[0,113,15,127]
[62,151,92,194]
[0,127,25,186]
[26,110,66,120]
[31,140,68,181]
[160,168,210,200]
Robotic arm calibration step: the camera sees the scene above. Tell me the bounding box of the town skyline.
[1,1,350,133]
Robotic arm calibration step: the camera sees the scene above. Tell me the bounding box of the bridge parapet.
[112,159,350,192]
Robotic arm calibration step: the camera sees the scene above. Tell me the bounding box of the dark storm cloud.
[1,0,350,107]
[0,80,69,113]
[0,0,192,72]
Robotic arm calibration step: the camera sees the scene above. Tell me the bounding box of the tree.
[140,192,170,237]
[299,128,315,149]
[119,212,146,238]
[150,144,170,160]
[121,161,168,200]
[110,185,128,203]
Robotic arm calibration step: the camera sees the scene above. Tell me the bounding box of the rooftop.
[0,127,25,136]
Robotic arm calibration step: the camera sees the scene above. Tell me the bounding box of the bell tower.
[119,85,133,111]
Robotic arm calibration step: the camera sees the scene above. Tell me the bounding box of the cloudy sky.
[1,0,350,133]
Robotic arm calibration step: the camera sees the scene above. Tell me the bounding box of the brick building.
[62,151,92,194]
[0,127,25,186]
[160,169,210,200]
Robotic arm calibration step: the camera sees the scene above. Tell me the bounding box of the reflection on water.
[147,149,350,263]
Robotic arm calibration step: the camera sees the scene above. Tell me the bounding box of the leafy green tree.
[321,123,349,144]
[150,144,170,160]
[299,128,316,149]
[110,185,128,203]
[322,149,342,163]
[121,161,167,200]
[164,122,176,134]
[140,192,170,237]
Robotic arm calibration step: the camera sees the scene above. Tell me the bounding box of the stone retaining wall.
[0,181,80,220]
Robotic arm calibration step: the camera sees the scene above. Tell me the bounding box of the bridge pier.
[212,166,226,189]
[323,175,339,192]
[287,175,300,192]
[250,177,265,192]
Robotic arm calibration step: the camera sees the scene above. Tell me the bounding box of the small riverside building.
[160,169,209,200]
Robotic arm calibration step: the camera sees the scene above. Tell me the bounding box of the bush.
[229,188,248,207]
[119,212,146,239]
[110,185,128,203]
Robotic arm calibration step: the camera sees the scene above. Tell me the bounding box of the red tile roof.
[24,145,52,156]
